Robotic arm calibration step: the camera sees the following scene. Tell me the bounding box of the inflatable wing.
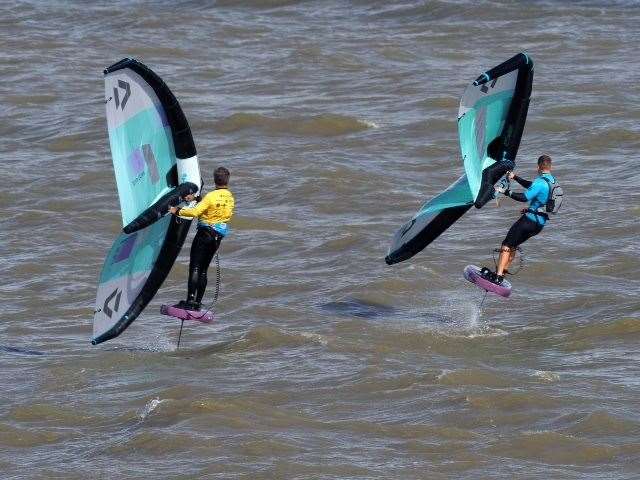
[93,59,201,345]
[386,53,534,265]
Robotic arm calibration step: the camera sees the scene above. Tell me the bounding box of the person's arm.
[174,194,211,218]
[505,190,528,202]
[513,175,532,188]
[505,178,543,203]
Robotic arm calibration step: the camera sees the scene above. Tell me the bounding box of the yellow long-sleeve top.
[178,188,235,224]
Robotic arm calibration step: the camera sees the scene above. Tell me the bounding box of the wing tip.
[104,58,135,75]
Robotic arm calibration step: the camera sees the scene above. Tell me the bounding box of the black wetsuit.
[187,227,223,306]
[503,215,543,248]
[502,174,550,248]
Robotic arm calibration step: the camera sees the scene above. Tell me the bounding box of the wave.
[10,403,98,427]
[229,215,290,232]
[486,430,617,465]
[106,431,204,456]
[214,112,375,137]
[566,317,640,342]
[194,326,328,357]
[239,326,328,350]
[0,422,61,447]
[215,0,306,8]
[564,411,640,437]
[45,133,93,153]
[465,391,560,411]
[437,368,515,388]
[5,94,56,106]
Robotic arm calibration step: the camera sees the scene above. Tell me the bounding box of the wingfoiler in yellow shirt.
[179,188,235,225]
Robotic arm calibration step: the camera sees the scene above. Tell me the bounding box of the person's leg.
[195,232,222,305]
[195,269,207,306]
[496,245,514,276]
[503,247,518,274]
[187,229,207,305]
[497,216,542,277]
[496,217,525,278]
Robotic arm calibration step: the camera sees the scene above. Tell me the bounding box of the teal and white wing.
[458,70,517,200]
[92,216,187,344]
[104,58,201,233]
[93,59,199,345]
[386,175,473,265]
[458,53,534,208]
[386,53,533,265]
[106,67,176,225]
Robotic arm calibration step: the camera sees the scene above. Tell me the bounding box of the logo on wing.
[480,78,497,94]
[103,288,122,318]
[113,80,131,110]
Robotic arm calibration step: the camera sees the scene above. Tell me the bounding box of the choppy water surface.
[1,1,640,478]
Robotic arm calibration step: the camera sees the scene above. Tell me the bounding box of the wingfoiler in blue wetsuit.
[502,172,556,248]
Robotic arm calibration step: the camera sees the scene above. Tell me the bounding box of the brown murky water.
[1,1,640,478]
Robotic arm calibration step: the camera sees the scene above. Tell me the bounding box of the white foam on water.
[139,397,166,420]
[298,331,329,346]
[147,333,179,352]
[425,290,509,338]
[533,370,560,382]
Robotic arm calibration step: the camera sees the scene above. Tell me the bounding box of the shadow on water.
[323,294,507,338]
[101,346,165,353]
[192,338,245,356]
[0,345,45,356]
[321,295,485,324]
[321,298,396,319]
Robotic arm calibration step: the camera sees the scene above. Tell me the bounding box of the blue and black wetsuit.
[502,173,556,248]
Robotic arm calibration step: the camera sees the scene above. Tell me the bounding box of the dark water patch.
[0,345,44,356]
[321,298,395,319]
